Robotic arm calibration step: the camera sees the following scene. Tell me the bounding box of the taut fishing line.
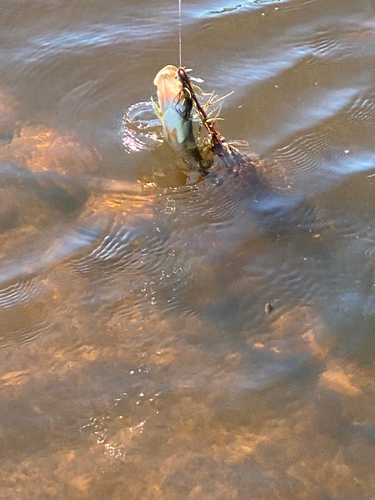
[178,0,182,67]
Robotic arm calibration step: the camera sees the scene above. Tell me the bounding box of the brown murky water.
[1,0,375,498]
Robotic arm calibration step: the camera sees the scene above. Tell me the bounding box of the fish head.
[154,65,182,113]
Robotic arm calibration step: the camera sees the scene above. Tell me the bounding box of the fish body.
[153,65,203,168]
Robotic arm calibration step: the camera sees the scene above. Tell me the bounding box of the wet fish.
[154,65,263,188]
[153,65,204,169]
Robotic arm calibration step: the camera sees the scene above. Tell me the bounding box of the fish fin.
[151,97,163,122]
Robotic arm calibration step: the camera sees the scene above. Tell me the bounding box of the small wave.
[309,30,345,58]
[154,180,240,225]
[273,132,346,189]
[0,276,66,348]
[0,276,43,311]
[348,93,375,131]
[69,215,170,279]
[121,101,163,153]
[205,0,313,18]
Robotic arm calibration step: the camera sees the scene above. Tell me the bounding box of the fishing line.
[178,0,182,67]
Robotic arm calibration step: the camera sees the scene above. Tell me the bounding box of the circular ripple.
[121,101,163,153]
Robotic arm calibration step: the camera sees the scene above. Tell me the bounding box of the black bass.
[154,65,264,189]
[153,65,204,169]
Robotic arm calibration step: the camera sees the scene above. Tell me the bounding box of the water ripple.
[121,101,162,153]
[0,277,42,311]
[11,22,175,64]
[274,132,346,180]
[70,217,169,277]
[205,0,314,18]
[156,180,240,225]
[0,275,65,348]
[348,93,375,130]
[308,30,345,58]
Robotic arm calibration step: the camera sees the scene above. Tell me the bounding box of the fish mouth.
[154,64,189,147]
[153,65,182,114]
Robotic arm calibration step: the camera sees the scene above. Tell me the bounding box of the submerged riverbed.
[1,0,375,498]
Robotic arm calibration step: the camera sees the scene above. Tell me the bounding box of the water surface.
[1,0,375,498]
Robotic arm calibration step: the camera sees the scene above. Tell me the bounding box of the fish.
[154,65,263,189]
[153,65,321,237]
[153,65,204,169]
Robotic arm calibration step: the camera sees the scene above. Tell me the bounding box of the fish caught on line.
[153,65,321,236]
[153,64,264,188]
[153,65,204,170]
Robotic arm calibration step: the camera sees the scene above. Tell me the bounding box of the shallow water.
[1,0,375,498]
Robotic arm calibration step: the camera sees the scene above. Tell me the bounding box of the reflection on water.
[1,0,375,498]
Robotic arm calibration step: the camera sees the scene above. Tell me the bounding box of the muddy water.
[1,0,375,498]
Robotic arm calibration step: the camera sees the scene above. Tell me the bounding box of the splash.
[121,101,163,153]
